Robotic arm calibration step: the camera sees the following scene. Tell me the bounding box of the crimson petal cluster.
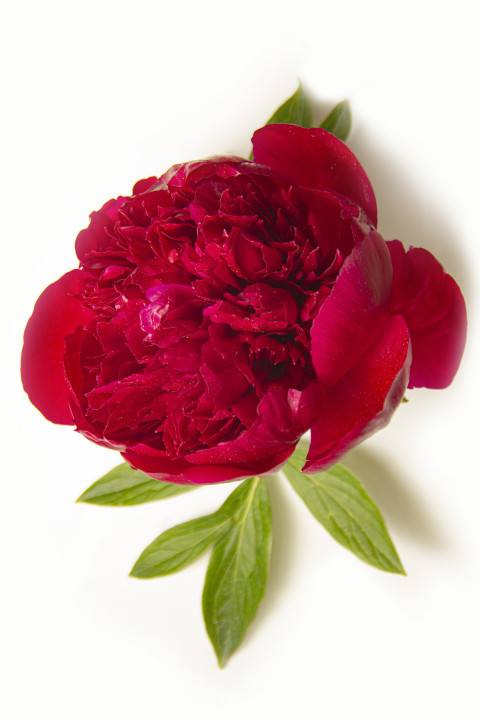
[21,124,466,483]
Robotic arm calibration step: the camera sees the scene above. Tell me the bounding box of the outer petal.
[305,314,411,472]
[388,241,467,389]
[311,231,393,388]
[122,385,321,485]
[121,444,294,485]
[188,386,318,464]
[251,124,377,226]
[21,270,95,424]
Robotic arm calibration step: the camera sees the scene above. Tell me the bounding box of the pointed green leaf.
[284,448,405,574]
[319,100,351,141]
[76,463,194,506]
[249,84,313,159]
[130,511,233,578]
[202,476,272,667]
[264,84,313,128]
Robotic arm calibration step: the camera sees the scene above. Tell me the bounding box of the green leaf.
[129,474,271,578]
[249,84,313,159]
[202,476,272,667]
[130,511,233,578]
[76,463,194,506]
[284,448,405,575]
[264,84,313,128]
[319,100,351,141]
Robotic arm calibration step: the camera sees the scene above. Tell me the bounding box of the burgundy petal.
[21,270,95,424]
[305,314,411,472]
[123,385,314,485]
[311,231,393,388]
[121,442,293,485]
[251,124,377,225]
[22,145,465,486]
[75,196,127,265]
[186,387,310,466]
[132,176,158,195]
[388,241,467,389]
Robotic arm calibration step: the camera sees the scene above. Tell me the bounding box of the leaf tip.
[387,558,407,576]
[129,562,147,579]
[214,646,230,669]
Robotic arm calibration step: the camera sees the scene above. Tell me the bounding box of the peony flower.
[21,124,466,484]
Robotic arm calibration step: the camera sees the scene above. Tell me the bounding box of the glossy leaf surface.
[130,512,232,578]
[319,100,351,140]
[264,84,313,128]
[77,463,194,506]
[202,477,272,667]
[284,448,405,574]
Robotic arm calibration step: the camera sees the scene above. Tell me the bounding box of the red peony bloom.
[21,124,466,483]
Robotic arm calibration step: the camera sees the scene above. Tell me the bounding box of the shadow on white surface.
[261,475,301,611]
[253,439,447,640]
[350,127,471,296]
[344,447,447,551]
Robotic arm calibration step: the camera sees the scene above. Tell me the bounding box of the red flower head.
[21,125,466,483]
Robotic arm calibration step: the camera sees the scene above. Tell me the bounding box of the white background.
[1,1,479,717]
